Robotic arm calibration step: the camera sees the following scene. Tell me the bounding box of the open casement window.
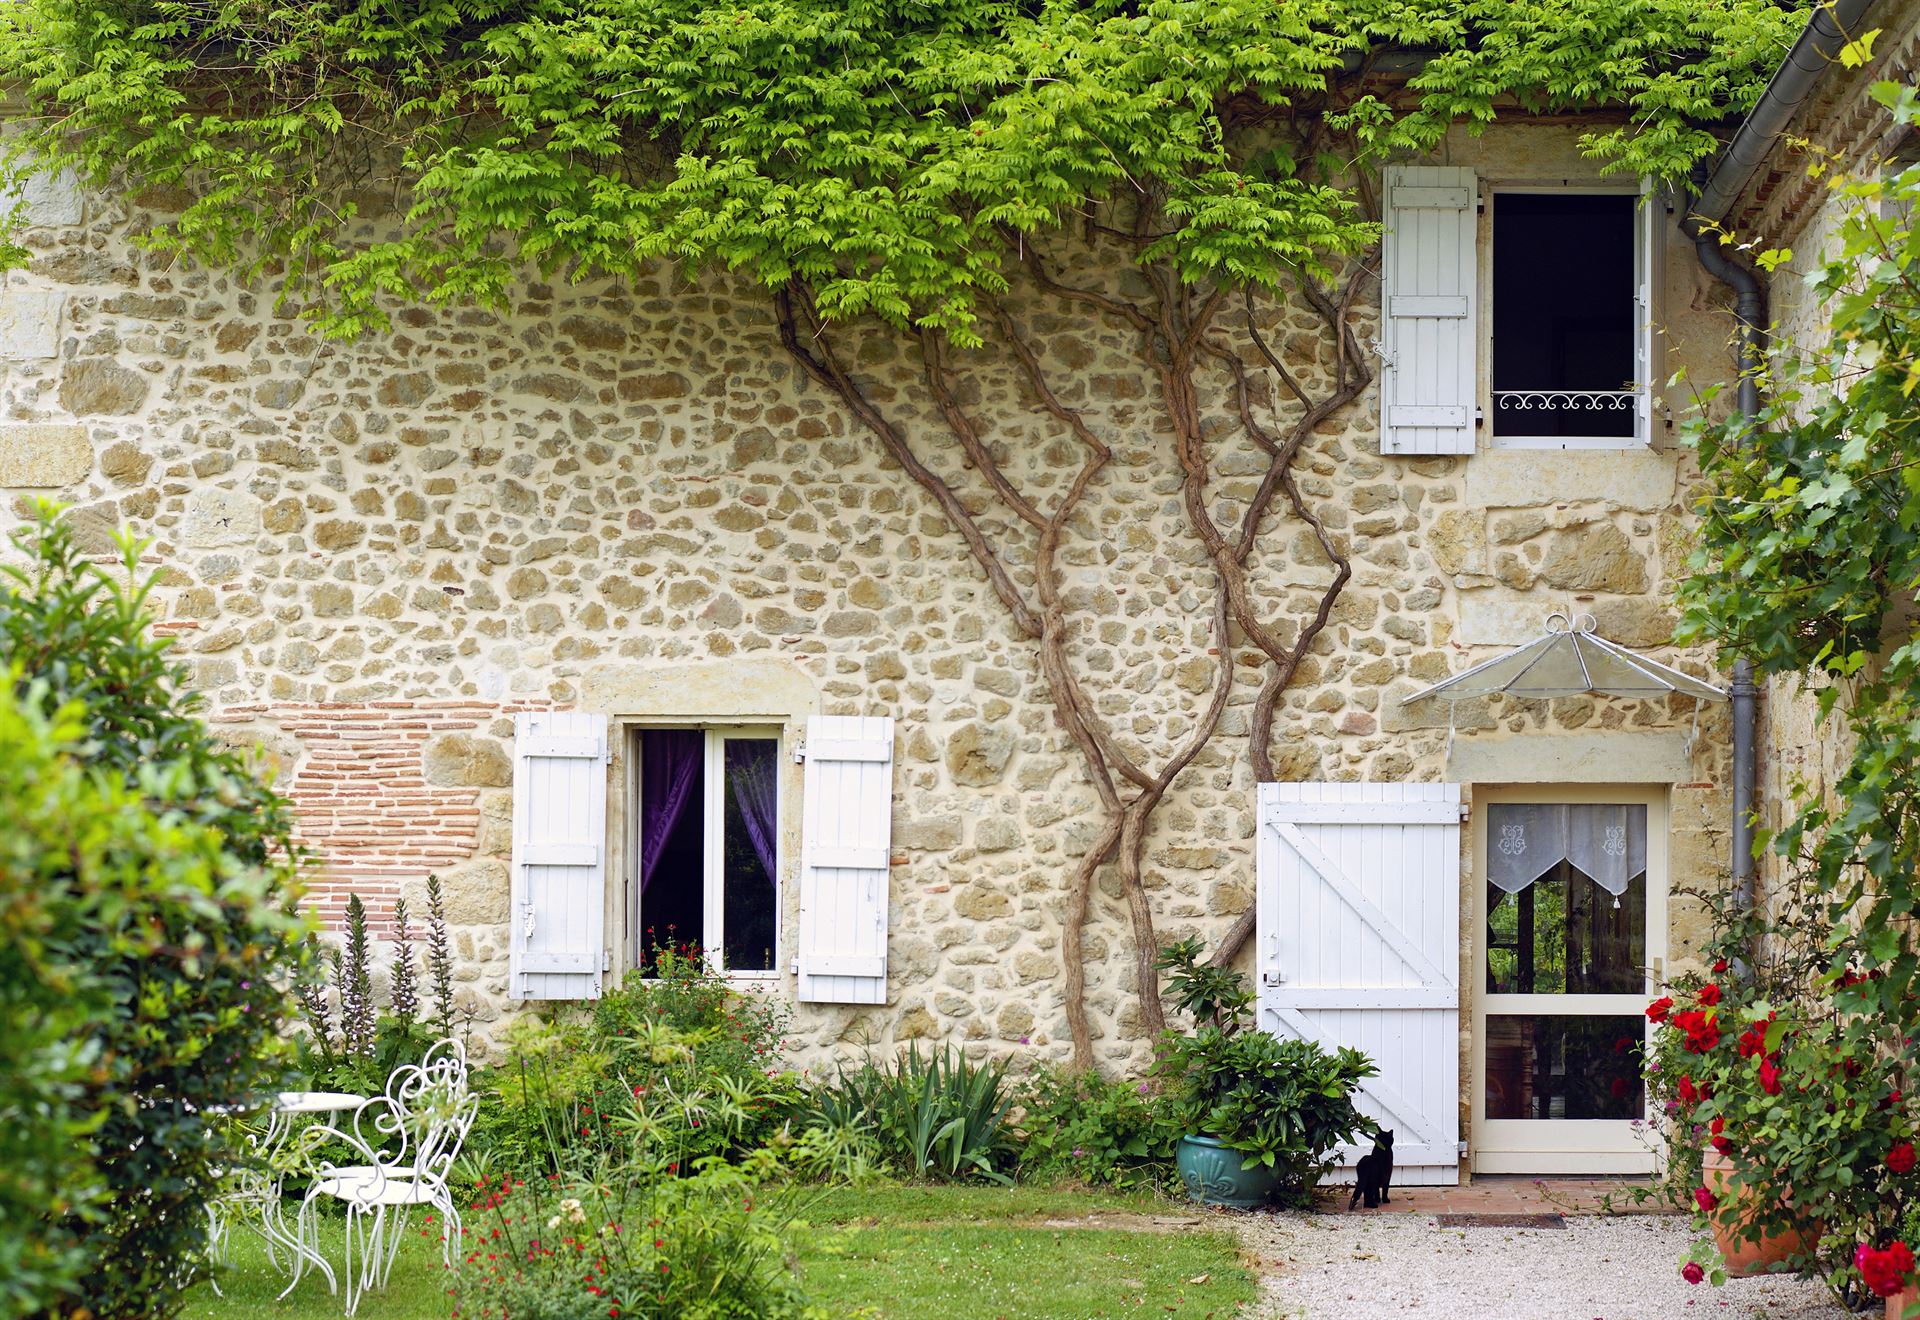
[510,711,610,1002]
[629,726,782,978]
[1380,165,1479,456]
[1489,184,1663,448]
[796,714,894,1005]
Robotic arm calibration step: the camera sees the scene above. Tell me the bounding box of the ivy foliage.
[1678,79,1920,1026]
[0,0,1805,338]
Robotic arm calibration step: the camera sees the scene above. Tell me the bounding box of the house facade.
[11,36,1883,1176]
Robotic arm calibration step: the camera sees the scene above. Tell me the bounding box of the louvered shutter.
[1256,782,1462,1184]
[797,714,894,1005]
[509,711,608,1001]
[1380,165,1479,456]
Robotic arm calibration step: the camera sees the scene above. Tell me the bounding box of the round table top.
[275,1090,368,1114]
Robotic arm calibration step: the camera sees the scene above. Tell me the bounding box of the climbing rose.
[1712,959,1729,973]
[1710,1116,1733,1156]
[1694,1187,1717,1212]
[1698,984,1723,1007]
[1890,1142,1916,1175]
[1672,1009,1721,1054]
[1646,996,1674,1023]
[1759,1058,1782,1096]
[1681,1262,1705,1285]
[1857,1241,1917,1298]
[1678,1075,1705,1105]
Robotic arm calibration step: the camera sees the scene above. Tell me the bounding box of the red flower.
[1694,1187,1717,1212]
[1609,1077,1629,1099]
[1858,1241,1917,1298]
[1737,1017,1776,1060]
[1759,1057,1782,1096]
[1712,959,1729,974]
[1698,984,1723,1007]
[1646,996,1674,1024]
[1678,1075,1708,1105]
[1890,1142,1916,1175]
[1886,1090,1906,1112]
[1672,1009,1721,1054]
[1681,1261,1705,1285]
[1710,1116,1733,1156]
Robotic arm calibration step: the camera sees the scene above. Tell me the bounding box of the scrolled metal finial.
[1572,612,1597,634]
[1545,612,1572,635]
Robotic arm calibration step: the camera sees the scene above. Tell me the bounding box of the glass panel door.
[1473,789,1666,1174]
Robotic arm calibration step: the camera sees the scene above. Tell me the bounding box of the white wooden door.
[1256,782,1462,1185]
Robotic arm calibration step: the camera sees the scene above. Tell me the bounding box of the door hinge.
[792,742,806,765]
[1459,803,1471,822]
[602,950,612,972]
[789,959,800,975]
[1457,1140,1469,1157]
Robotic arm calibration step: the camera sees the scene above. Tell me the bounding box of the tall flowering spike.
[296,934,338,1062]
[340,893,376,1058]
[391,895,420,1030]
[427,872,456,1040]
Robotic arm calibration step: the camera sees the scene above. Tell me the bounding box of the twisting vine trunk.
[775,215,1375,1069]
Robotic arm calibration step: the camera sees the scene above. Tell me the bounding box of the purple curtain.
[726,740,779,891]
[641,729,703,894]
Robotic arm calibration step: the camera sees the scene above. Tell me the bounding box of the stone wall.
[0,122,1741,1089]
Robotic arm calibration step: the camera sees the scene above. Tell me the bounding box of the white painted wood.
[1380,166,1478,456]
[1257,781,1462,1185]
[1635,180,1665,445]
[797,714,894,1004]
[510,711,609,1001]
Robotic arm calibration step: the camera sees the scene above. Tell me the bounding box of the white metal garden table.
[210,1090,367,1297]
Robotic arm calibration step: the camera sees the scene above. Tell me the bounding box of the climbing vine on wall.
[0,0,1805,1067]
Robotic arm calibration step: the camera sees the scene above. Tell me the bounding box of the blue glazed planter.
[1175,1133,1283,1210]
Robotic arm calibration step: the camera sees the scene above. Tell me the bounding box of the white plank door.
[1256,781,1462,1184]
[796,714,894,1004]
[510,711,609,1001]
[1380,165,1479,456]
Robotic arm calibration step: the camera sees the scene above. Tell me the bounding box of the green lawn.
[186,1184,1260,1319]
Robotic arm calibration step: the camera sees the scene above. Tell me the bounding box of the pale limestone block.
[0,289,62,358]
[0,423,90,487]
[1464,449,1678,511]
[181,486,262,547]
[1456,592,1561,645]
[1445,730,1697,783]
[6,165,84,227]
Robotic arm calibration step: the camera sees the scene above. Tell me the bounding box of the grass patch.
[186,1184,1259,1319]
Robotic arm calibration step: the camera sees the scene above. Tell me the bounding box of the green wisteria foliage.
[0,0,1804,338]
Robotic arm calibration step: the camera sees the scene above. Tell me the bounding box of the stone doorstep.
[1313,1175,1677,1218]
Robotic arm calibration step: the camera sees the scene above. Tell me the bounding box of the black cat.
[1348,1129,1395,1209]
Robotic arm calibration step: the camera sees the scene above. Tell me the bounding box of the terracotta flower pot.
[1888,1286,1919,1320]
[1700,1145,1813,1278]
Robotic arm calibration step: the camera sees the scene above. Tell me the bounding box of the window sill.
[1488,436,1651,451]
[1463,447,1678,511]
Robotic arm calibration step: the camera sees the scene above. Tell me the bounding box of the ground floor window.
[631,726,779,975]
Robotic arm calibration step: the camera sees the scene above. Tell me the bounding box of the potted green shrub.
[1153,939,1376,1209]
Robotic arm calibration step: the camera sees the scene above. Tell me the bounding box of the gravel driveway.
[1233,1213,1849,1319]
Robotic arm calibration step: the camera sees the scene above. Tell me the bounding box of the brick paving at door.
[1318,1175,1673,1216]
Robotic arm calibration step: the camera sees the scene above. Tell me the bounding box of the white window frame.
[1486,180,1658,451]
[625,722,783,983]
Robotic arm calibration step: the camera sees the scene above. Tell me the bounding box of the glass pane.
[721,739,778,972]
[1485,1015,1646,1120]
[639,728,705,974]
[1486,861,1646,995]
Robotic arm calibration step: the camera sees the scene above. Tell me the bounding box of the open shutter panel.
[797,714,894,1005]
[1380,165,1478,456]
[1256,782,1463,1185]
[1635,180,1665,444]
[510,711,608,1001]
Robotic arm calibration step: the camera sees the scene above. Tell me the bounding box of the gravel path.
[1232,1212,1849,1319]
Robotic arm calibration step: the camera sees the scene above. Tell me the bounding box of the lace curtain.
[1487,803,1647,906]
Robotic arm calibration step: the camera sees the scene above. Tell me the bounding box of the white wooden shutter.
[1256,781,1462,1184]
[509,711,608,1001]
[1380,165,1479,456]
[797,714,894,1005]
[1634,180,1665,445]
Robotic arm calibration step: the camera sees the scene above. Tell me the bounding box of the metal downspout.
[1682,0,1878,916]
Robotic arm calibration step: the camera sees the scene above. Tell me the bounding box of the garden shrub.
[294,888,455,1097]
[816,1045,1017,1184]
[0,507,306,1320]
[1014,1068,1178,1190]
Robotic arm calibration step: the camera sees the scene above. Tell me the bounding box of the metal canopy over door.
[1255,782,1463,1185]
[1472,784,1667,1175]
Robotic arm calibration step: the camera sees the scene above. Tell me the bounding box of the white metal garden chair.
[284,1041,477,1315]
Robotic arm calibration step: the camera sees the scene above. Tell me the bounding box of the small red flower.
[1682,1261,1705,1285]
[1889,1142,1916,1175]
[1697,984,1723,1007]
[1712,958,1729,973]
[1759,1057,1782,1096]
[1678,1075,1706,1105]
[1710,1115,1733,1155]
[1694,1187,1717,1212]
[1646,996,1674,1024]
[1858,1241,1917,1298]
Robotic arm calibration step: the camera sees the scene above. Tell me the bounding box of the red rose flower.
[1886,1090,1906,1112]
[1694,1187,1717,1212]
[1710,1116,1733,1155]
[1698,984,1723,1007]
[1890,1142,1916,1175]
[1759,1058,1782,1096]
[1858,1241,1918,1298]
[1646,996,1674,1024]
[1682,1261,1705,1285]
[1712,959,1729,973]
[1673,1009,1721,1054]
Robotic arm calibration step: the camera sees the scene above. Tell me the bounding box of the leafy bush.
[1015,1068,1178,1190]
[818,1046,1016,1184]
[1154,938,1375,1203]
[0,506,306,1320]
[294,890,450,1097]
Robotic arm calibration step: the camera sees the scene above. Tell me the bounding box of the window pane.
[639,728,705,973]
[1492,192,1636,438]
[1486,862,1646,995]
[722,739,778,972]
[1485,1015,1645,1120]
